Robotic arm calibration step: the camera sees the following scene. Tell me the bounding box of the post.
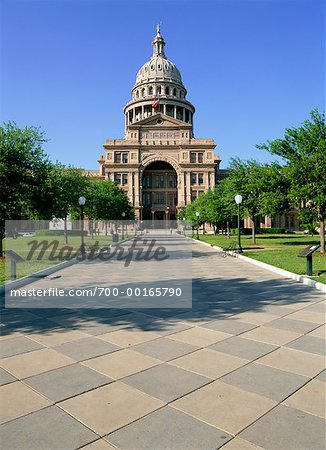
[81,204,85,256]
[307,254,313,276]
[237,204,243,253]
[11,260,16,280]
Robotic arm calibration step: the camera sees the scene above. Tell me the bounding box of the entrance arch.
[141,160,178,225]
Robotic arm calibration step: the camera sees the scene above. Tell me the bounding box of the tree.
[0,122,54,256]
[50,166,90,243]
[85,178,134,222]
[257,109,326,252]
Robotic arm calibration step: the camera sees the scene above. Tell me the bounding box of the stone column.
[141,105,144,120]
[163,104,166,115]
[179,171,185,207]
[173,105,176,119]
[182,108,185,122]
[186,171,191,204]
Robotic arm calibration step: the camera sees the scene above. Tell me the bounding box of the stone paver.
[123,363,211,402]
[283,379,326,418]
[0,336,44,359]
[209,335,277,360]
[24,363,113,402]
[169,348,249,379]
[239,404,326,450]
[0,406,97,449]
[257,347,325,378]
[1,236,325,449]
[0,381,51,424]
[53,337,121,361]
[220,362,309,401]
[172,380,277,434]
[132,336,199,361]
[59,382,164,436]
[81,349,161,379]
[107,406,232,449]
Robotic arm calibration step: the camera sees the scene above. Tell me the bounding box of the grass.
[0,234,116,285]
[199,233,326,284]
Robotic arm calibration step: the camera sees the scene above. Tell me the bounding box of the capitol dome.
[135,25,183,87]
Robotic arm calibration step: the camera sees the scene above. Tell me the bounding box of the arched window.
[148,86,153,95]
[136,90,139,99]
[165,86,170,95]
[179,90,182,98]
[173,88,177,96]
[141,88,145,97]
[156,86,161,94]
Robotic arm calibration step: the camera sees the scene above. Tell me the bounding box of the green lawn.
[198,233,326,284]
[0,234,116,285]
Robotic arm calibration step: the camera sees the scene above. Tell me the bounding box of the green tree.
[257,109,326,252]
[0,122,54,256]
[50,166,89,243]
[85,178,134,222]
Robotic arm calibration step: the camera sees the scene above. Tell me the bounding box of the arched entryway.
[141,161,178,226]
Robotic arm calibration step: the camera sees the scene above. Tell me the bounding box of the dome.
[136,57,182,85]
[135,25,183,86]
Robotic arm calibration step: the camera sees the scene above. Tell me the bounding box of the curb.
[192,238,326,293]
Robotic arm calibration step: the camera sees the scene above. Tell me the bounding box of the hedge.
[230,227,286,235]
[35,230,88,236]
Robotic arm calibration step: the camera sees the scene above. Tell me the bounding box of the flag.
[152,93,160,109]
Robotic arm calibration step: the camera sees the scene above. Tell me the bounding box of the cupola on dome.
[135,25,183,86]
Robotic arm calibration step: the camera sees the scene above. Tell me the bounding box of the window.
[198,173,204,185]
[198,153,203,163]
[155,192,165,205]
[146,133,152,138]
[173,88,176,96]
[191,173,197,185]
[167,132,173,138]
[122,153,128,163]
[156,86,161,94]
[153,133,159,139]
[165,86,170,95]
[168,193,174,206]
[148,86,153,95]
[114,173,121,184]
[191,190,197,201]
[155,175,164,188]
[183,152,187,159]
[143,174,152,188]
[141,88,145,97]
[168,174,176,188]
[190,152,196,163]
[161,133,166,139]
[114,152,121,163]
[174,133,180,139]
[122,174,128,185]
[198,190,204,196]
[136,90,139,98]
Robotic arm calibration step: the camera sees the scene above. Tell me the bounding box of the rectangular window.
[190,152,196,163]
[168,193,174,206]
[122,153,128,163]
[153,133,159,139]
[161,133,166,139]
[191,190,197,201]
[167,133,173,138]
[174,133,180,139]
[146,133,152,139]
[198,173,204,185]
[114,173,121,184]
[198,153,203,163]
[114,152,121,163]
[122,174,128,185]
[191,173,197,185]
[183,152,187,159]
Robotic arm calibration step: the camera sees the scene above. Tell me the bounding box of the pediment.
[129,113,192,129]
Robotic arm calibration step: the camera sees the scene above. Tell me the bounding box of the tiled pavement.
[0,237,325,449]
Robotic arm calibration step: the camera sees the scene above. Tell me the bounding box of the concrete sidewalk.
[0,238,325,449]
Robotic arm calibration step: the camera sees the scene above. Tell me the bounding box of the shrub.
[35,230,88,236]
[230,227,286,235]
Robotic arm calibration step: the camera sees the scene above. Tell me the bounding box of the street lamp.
[195,211,200,240]
[235,194,243,253]
[78,196,86,256]
[182,217,186,235]
[121,212,126,239]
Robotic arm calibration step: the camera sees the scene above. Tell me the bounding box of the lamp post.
[182,217,186,235]
[235,194,243,253]
[78,196,86,256]
[195,211,200,240]
[121,212,126,239]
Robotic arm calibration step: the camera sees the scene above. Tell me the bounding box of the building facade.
[98,25,220,221]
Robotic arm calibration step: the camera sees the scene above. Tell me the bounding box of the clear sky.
[1,0,324,169]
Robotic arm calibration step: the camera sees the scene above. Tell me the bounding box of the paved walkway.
[0,236,325,449]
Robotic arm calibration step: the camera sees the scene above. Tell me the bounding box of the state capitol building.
[97,26,220,222]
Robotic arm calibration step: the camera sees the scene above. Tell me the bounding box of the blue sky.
[1,0,324,169]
